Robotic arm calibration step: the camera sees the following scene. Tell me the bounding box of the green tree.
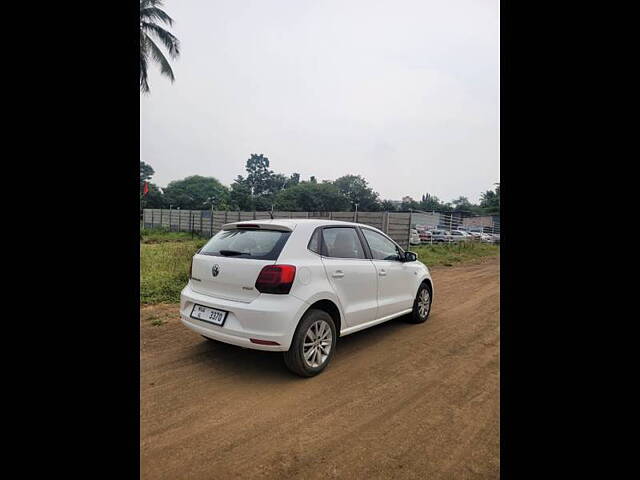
[288,173,301,187]
[418,193,443,211]
[142,183,165,209]
[269,173,288,193]
[380,200,398,211]
[229,176,253,210]
[274,182,349,211]
[245,154,274,196]
[333,174,380,211]
[140,161,165,208]
[140,161,155,188]
[400,196,420,211]
[451,196,474,213]
[140,0,180,93]
[163,175,229,210]
[480,183,500,214]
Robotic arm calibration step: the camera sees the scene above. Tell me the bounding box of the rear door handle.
[332,270,344,278]
[379,269,387,276]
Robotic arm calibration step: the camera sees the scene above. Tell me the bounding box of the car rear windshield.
[198,228,291,260]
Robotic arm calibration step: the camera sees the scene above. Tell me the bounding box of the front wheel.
[407,283,432,324]
[283,309,337,377]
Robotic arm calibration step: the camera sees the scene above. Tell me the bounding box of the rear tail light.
[189,257,194,278]
[255,265,296,294]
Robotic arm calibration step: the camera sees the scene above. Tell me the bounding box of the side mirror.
[403,251,418,262]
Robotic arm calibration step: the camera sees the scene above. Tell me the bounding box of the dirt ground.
[140,256,500,479]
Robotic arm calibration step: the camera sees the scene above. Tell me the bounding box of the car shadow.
[187,313,418,381]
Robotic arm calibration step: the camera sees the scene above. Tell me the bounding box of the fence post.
[151,209,154,229]
[178,210,181,231]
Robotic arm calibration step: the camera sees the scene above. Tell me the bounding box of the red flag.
[143,182,149,196]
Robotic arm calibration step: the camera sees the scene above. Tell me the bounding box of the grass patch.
[141,238,207,304]
[150,318,165,326]
[410,242,499,267]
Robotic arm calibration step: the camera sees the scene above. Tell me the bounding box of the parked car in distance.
[430,230,452,243]
[180,219,434,377]
[478,233,493,243]
[450,230,473,242]
[418,229,432,243]
[410,228,421,245]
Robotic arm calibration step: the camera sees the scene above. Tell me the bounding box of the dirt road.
[141,256,500,479]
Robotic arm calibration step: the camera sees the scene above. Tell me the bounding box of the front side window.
[361,229,401,261]
[321,227,365,259]
[199,228,290,260]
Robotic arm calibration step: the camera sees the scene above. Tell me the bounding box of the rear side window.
[199,229,291,260]
[308,228,321,254]
[321,227,366,259]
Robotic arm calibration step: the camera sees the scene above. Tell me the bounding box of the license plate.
[190,304,228,326]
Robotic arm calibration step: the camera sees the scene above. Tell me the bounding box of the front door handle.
[332,270,344,278]
[379,269,387,276]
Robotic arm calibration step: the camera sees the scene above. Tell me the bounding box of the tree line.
[140,154,500,215]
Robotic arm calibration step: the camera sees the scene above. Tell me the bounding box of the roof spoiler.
[222,222,293,232]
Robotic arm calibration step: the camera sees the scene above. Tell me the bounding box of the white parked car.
[410,228,421,245]
[180,219,434,377]
[480,233,495,243]
[450,230,473,242]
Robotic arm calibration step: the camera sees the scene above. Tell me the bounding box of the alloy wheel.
[418,288,431,318]
[303,320,332,368]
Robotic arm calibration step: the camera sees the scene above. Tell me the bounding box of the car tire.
[407,282,432,324]
[283,309,337,377]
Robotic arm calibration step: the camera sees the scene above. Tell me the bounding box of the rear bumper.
[179,283,307,351]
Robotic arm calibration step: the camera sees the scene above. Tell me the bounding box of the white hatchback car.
[180,219,434,377]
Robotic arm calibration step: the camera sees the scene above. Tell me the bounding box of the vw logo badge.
[212,264,220,277]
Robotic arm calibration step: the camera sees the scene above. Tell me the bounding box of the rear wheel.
[284,309,337,377]
[407,283,432,324]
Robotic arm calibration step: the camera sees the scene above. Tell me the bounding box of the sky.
[140,0,499,203]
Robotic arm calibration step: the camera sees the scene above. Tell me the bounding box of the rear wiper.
[218,250,247,256]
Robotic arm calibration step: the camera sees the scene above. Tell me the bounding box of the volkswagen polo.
[180,219,433,377]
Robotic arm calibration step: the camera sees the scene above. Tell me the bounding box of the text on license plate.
[190,304,228,326]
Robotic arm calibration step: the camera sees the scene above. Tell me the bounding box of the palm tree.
[140,0,180,93]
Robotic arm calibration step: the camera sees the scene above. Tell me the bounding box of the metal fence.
[141,209,414,248]
[141,208,500,249]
